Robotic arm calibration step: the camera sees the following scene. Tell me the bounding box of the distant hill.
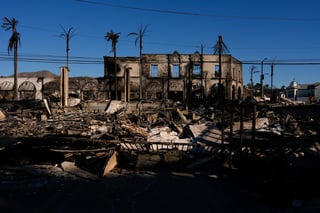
[15,70,58,78]
[4,70,98,79]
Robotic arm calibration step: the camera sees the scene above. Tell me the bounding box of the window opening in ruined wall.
[193,64,200,75]
[214,65,220,77]
[172,64,180,78]
[151,64,158,77]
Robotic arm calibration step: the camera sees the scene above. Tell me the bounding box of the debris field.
[1,99,320,212]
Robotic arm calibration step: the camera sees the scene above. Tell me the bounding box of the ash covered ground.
[1,99,320,212]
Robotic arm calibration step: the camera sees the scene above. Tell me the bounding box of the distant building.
[0,76,56,100]
[0,70,58,100]
[104,51,243,103]
[285,80,320,103]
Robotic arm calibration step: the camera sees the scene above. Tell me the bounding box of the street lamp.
[249,66,259,96]
[260,58,268,98]
[250,66,259,88]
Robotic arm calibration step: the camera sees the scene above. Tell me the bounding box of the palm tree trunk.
[114,50,118,100]
[139,38,143,101]
[13,43,18,100]
[218,50,223,100]
[66,39,69,68]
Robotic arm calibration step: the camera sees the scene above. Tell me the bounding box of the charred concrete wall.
[0,53,242,103]
[104,57,140,101]
[0,77,56,100]
[104,52,243,102]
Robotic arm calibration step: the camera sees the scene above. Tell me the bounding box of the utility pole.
[271,63,274,96]
[260,58,267,98]
[200,44,204,100]
[270,57,276,97]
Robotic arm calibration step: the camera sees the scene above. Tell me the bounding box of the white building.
[285,80,320,103]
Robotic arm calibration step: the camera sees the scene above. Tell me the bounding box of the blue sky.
[1,0,320,88]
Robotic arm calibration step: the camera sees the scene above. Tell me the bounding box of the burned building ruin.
[0,51,243,106]
[104,51,243,103]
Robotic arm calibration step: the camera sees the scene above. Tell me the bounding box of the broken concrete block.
[121,123,149,137]
[102,151,118,176]
[147,127,185,143]
[163,150,184,164]
[177,108,188,123]
[68,97,81,107]
[105,100,123,114]
[61,161,98,180]
[136,153,162,169]
[96,125,112,134]
[189,123,225,144]
[0,109,6,121]
[40,114,47,121]
[147,113,158,123]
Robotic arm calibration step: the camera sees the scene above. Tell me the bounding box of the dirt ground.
[1,163,320,213]
[0,168,277,213]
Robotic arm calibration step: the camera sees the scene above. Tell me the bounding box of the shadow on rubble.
[1,99,320,212]
[1,136,320,212]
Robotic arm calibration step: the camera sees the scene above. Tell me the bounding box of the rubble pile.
[1,100,320,149]
[1,99,320,211]
[0,100,319,173]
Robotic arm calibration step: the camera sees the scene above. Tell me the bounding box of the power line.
[18,24,320,53]
[242,59,320,65]
[75,0,320,22]
[2,51,320,66]
[0,52,103,65]
[232,47,320,50]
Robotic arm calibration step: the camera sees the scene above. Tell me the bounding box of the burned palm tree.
[214,35,229,100]
[2,17,20,100]
[128,24,148,100]
[59,25,76,69]
[105,29,120,100]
